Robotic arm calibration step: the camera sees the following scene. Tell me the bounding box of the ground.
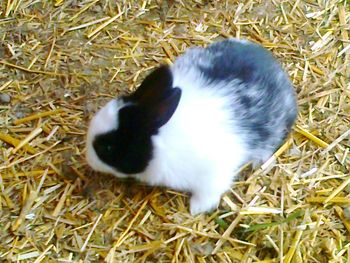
[0,0,349,262]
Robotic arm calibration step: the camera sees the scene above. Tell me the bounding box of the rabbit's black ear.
[147,87,182,130]
[125,65,173,105]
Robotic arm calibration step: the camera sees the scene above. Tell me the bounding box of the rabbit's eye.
[105,145,113,152]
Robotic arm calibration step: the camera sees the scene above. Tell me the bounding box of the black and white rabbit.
[86,38,297,215]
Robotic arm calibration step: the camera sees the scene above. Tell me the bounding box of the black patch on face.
[93,107,154,174]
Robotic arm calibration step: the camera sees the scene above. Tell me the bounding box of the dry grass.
[0,0,349,262]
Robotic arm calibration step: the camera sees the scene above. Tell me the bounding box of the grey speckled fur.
[174,39,297,164]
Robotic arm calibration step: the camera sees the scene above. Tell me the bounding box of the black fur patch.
[124,65,174,105]
[93,106,154,174]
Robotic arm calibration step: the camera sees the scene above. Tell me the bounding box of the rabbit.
[86,38,297,215]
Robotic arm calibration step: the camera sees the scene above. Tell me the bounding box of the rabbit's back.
[172,39,297,163]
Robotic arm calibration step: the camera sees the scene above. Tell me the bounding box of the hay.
[0,0,349,262]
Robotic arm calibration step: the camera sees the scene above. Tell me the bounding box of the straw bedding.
[0,0,349,262]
